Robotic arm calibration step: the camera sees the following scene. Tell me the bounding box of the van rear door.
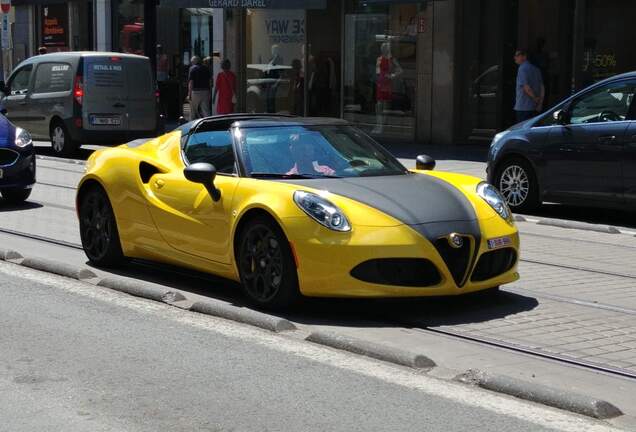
[82,56,129,131]
[124,56,156,132]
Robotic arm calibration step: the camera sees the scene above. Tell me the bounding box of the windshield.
[236,125,408,179]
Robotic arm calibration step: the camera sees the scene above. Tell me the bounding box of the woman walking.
[213,59,237,115]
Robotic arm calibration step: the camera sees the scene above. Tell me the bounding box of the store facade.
[6,0,636,145]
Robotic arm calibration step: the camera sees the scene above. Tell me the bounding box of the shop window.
[343,2,418,141]
[116,0,145,55]
[245,8,306,115]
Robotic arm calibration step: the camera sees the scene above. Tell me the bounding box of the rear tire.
[237,216,300,310]
[50,121,78,157]
[1,187,31,204]
[494,157,540,213]
[78,186,124,267]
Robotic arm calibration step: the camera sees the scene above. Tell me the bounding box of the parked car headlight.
[476,182,512,222]
[293,191,351,232]
[15,127,33,148]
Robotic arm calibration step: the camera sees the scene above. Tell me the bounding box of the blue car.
[487,72,636,213]
[0,114,35,204]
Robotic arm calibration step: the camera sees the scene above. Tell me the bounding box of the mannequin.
[372,42,403,134]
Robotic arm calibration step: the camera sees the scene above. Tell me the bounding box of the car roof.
[231,117,350,128]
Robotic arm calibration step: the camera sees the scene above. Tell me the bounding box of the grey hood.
[282,173,480,242]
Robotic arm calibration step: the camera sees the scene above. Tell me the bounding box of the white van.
[0,52,160,156]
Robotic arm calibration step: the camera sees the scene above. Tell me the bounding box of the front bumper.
[0,147,36,189]
[283,215,520,298]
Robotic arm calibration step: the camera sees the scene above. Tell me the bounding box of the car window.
[184,130,236,174]
[238,125,407,178]
[8,65,33,95]
[33,63,73,94]
[570,81,636,124]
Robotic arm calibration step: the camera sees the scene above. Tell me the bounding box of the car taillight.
[74,75,84,105]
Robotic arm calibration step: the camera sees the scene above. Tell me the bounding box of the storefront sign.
[160,0,325,8]
[41,4,68,47]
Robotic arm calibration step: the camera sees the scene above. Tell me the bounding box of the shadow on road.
[522,203,636,230]
[85,257,538,330]
[0,200,44,212]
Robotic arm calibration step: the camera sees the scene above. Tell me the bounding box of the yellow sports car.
[77,115,519,309]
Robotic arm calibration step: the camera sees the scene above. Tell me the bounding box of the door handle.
[154,179,165,188]
[597,135,617,144]
[113,103,126,108]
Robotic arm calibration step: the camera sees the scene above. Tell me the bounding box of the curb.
[36,154,86,166]
[455,369,623,419]
[190,300,296,333]
[306,331,436,370]
[535,217,620,234]
[97,276,186,304]
[20,257,99,282]
[0,248,23,262]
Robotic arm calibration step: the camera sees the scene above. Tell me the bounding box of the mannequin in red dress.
[213,59,237,115]
[372,43,403,135]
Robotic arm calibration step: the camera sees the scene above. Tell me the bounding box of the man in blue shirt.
[514,49,544,122]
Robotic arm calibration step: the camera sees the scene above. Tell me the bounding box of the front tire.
[494,158,540,213]
[237,216,300,310]
[50,121,78,157]
[78,186,124,267]
[1,187,31,204]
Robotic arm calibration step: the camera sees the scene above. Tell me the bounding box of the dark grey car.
[487,72,636,213]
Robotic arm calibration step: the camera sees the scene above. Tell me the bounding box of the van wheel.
[50,121,78,157]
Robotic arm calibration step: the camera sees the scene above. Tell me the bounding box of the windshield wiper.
[250,172,342,179]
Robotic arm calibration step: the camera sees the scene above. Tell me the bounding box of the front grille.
[433,236,472,286]
[0,149,19,166]
[350,258,441,287]
[471,248,517,282]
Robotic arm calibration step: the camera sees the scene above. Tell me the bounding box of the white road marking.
[0,261,623,432]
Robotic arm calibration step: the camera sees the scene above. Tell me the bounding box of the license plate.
[487,236,512,250]
[90,115,121,126]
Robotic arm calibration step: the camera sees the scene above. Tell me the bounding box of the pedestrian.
[213,59,237,115]
[513,49,544,123]
[37,46,48,55]
[188,56,211,120]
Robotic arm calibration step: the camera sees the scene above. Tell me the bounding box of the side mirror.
[553,109,570,125]
[184,162,221,201]
[415,154,436,171]
[177,116,188,126]
[0,108,7,116]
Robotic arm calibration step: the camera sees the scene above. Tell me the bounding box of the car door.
[544,80,634,203]
[2,64,35,130]
[146,126,239,264]
[623,99,636,206]
[29,61,74,139]
[124,56,157,133]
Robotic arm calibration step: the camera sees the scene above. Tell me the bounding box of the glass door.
[245,8,306,115]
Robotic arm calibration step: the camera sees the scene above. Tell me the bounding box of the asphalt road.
[0,263,617,432]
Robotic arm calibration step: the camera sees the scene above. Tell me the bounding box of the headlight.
[15,127,33,148]
[293,191,351,232]
[476,182,512,222]
[489,130,509,159]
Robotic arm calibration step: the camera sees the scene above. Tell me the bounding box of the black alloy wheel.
[495,157,540,213]
[79,187,124,267]
[0,187,32,204]
[237,216,300,309]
